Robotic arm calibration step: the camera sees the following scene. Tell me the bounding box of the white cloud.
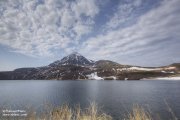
[0,0,99,57]
[0,0,180,67]
[72,0,99,18]
[80,0,180,66]
[106,0,142,29]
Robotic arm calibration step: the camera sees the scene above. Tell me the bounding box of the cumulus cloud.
[0,0,99,57]
[80,0,180,66]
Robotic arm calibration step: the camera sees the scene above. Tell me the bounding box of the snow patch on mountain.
[128,67,161,71]
[86,72,104,80]
[161,71,175,73]
[155,77,180,80]
[49,52,94,67]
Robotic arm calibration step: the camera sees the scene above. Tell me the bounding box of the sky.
[0,0,180,71]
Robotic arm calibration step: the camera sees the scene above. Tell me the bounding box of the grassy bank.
[1,103,178,120]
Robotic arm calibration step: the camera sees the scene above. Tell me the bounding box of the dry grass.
[75,102,112,120]
[125,105,152,120]
[26,102,112,120]
[1,103,178,120]
[26,103,152,120]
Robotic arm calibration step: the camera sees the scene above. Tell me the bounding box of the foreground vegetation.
[1,103,178,120]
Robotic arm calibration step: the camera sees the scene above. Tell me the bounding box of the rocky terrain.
[0,52,179,80]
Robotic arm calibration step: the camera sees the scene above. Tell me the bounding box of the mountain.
[170,63,180,70]
[0,53,179,80]
[49,52,94,67]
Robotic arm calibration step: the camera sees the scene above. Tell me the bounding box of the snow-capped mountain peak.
[69,52,81,56]
[49,52,94,67]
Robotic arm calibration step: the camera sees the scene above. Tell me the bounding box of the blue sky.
[0,0,180,71]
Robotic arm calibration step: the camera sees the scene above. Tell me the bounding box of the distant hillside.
[0,52,179,80]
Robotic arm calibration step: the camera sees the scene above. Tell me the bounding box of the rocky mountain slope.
[0,53,179,80]
[49,52,94,67]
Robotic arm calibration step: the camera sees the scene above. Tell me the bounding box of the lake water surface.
[0,80,180,119]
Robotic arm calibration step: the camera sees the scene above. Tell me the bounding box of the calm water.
[0,80,180,119]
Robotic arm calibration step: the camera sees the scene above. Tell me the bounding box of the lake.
[0,80,180,119]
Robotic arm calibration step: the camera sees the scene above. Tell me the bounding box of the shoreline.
[142,76,180,80]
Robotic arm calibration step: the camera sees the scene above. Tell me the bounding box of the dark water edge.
[0,80,180,120]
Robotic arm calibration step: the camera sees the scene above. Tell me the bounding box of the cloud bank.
[80,0,180,66]
[0,0,180,66]
[0,0,99,57]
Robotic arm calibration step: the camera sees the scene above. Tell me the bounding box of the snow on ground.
[128,67,161,71]
[164,67,176,70]
[86,72,104,80]
[161,71,174,73]
[142,76,180,80]
[117,67,162,72]
[104,76,117,80]
[155,77,180,80]
[112,76,116,80]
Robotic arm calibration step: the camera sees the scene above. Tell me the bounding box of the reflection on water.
[0,80,180,119]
